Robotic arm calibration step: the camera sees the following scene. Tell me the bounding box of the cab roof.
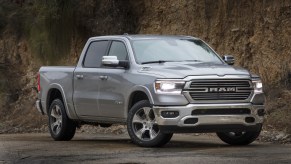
[89,34,198,41]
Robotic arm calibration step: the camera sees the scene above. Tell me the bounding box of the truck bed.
[39,66,76,115]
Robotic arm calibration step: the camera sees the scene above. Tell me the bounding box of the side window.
[83,41,109,68]
[108,41,128,60]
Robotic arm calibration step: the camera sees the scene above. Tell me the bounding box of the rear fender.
[47,83,78,119]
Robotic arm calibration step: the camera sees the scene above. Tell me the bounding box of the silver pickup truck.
[36,35,265,147]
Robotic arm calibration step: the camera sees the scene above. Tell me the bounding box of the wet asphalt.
[0,133,291,164]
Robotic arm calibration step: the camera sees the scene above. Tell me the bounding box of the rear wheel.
[127,100,173,147]
[216,125,262,145]
[48,99,76,141]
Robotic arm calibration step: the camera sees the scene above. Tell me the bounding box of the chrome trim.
[179,115,254,127]
[153,103,264,127]
[183,79,254,103]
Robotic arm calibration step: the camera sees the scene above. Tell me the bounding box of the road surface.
[0,133,291,164]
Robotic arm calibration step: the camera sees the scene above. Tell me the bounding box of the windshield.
[131,39,223,64]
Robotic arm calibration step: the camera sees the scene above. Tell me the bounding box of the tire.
[48,99,76,141]
[127,100,173,147]
[216,125,262,145]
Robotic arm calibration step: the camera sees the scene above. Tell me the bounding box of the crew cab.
[36,35,265,147]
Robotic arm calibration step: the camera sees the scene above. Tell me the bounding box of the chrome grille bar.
[186,80,252,101]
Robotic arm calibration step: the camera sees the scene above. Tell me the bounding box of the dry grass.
[265,90,291,133]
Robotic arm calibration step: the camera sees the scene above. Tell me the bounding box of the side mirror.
[223,55,235,65]
[102,56,129,69]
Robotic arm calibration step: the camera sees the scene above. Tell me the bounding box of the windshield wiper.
[141,60,169,64]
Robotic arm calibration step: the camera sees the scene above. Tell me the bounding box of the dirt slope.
[131,0,291,132]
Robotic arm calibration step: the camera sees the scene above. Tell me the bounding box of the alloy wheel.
[132,107,160,141]
[50,105,63,135]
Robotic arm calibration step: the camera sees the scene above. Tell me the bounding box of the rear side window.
[108,41,128,60]
[83,41,109,68]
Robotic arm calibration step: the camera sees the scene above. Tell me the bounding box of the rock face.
[0,0,290,133]
[133,0,291,89]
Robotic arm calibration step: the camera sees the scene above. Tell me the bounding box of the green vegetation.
[0,0,77,65]
[0,0,137,65]
[27,0,76,64]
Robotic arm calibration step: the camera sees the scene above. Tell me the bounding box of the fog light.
[245,117,255,123]
[161,111,179,118]
[184,118,198,124]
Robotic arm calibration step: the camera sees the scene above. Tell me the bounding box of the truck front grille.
[188,80,252,101]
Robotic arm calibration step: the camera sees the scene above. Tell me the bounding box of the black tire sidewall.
[127,100,173,147]
[216,125,262,145]
[48,99,76,141]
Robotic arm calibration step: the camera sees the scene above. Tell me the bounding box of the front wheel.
[48,99,76,141]
[216,125,262,145]
[127,100,173,147]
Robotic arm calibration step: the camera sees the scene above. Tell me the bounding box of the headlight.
[154,80,185,94]
[252,80,263,93]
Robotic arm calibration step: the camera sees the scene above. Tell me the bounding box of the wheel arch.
[46,88,63,113]
[46,83,71,118]
[127,86,154,114]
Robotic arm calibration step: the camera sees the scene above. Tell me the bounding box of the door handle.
[99,75,108,80]
[76,74,84,79]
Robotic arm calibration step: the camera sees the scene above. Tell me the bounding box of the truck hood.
[138,62,251,78]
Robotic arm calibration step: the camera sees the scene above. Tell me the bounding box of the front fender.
[127,85,155,105]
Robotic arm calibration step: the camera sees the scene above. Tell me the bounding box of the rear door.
[73,40,110,117]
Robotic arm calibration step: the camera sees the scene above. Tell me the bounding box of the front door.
[97,41,130,118]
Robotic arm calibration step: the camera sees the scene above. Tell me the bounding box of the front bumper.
[153,103,264,133]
